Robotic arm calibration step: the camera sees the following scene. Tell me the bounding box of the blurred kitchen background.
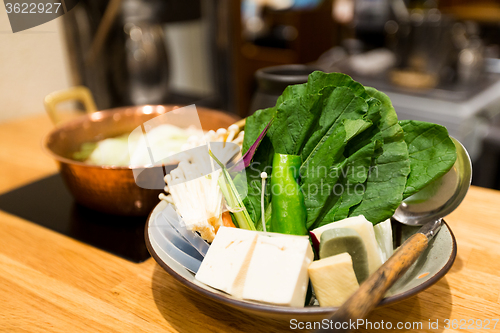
[2,0,500,189]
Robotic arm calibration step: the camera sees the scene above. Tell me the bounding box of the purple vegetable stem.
[231,118,274,172]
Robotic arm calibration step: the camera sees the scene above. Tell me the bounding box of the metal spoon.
[320,138,472,332]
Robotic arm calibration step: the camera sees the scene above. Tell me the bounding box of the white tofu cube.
[195,226,258,298]
[242,234,313,307]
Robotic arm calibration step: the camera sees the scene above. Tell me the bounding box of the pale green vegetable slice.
[319,228,369,283]
[373,219,394,262]
[209,150,256,231]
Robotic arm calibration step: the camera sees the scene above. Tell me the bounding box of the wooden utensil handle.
[323,232,429,332]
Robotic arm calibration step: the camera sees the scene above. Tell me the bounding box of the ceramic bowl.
[145,201,457,321]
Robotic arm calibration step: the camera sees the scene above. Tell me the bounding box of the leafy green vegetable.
[298,86,375,228]
[265,74,411,228]
[399,120,457,198]
[320,98,384,224]
[239,108,275,226]
[235,137,274,227]
[240,71,456,231]
[321,139,379,224]
[346,88,411,224]
[279,71,368,101]
[300,87,372,161]
[268,93,323,155]
[242,107,275,154]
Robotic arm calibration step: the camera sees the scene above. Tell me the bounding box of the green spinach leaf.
[399,120,457,198]
[242,107,275,154]
[347,88,411,224]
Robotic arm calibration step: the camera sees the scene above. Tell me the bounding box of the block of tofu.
[195,226,258,298]
[242,234,313,307]
[311,215,383,275]
[308,253,359,307]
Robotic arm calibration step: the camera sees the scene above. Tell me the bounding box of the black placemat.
[0,174,150,263]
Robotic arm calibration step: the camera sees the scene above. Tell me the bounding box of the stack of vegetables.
[162,71,458,308]
[160,125,244,242]
[238,71,457,234]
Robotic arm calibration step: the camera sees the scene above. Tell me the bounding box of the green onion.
[208,150,256,231]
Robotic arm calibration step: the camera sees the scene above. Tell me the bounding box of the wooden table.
[1,114,500,333]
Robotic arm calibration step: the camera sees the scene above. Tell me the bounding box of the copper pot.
[43,87,240,216]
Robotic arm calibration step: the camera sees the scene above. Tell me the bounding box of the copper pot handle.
[44,86,98,125]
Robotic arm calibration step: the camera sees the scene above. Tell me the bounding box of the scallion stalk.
[208,150,256,231]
